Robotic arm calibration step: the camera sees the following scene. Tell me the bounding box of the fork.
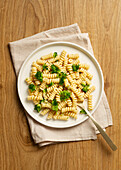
[78,103,117,151]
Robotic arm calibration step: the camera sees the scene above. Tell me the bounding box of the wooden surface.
[0,0,121,169]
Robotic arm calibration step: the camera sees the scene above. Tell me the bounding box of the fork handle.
[85,109,117,151]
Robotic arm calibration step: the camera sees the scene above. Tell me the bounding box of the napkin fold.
[9,23,112,147]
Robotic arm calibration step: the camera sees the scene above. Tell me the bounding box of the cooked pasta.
[40,109,50,116]
[53,115,69,120]
[60,50,67,64]
[84,86,96,98]
[25,77,33,84]
[62,107,76,113]
[88,95,93,110]
[79,63,90,70]
[66,98,72,106]
[41,53,53,60]
[36,59,46,65]
[25,51,95,120]
[67,54,79,59]
[64,112,77,119]
[64,79,70,87]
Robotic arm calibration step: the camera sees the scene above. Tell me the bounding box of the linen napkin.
[9,23,112,147]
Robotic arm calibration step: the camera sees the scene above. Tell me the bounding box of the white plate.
[18,42,104,128]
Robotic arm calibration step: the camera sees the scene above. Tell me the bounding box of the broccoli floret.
[57,72,67,86]
[46,82,54,87]
[51,64,60,74]
[34,104,41,112]
[55,60,59,62]
[72,64,80,72]
[39,99,45,104]
[35,71,43,82]
[51,99,58,112]
[42,63,48,70]
[82,85,90,93]
[81,82,86,87]
[59,90,70,101]
[53,52,58,58]
[80,109,87,114]
[29,84,36,92]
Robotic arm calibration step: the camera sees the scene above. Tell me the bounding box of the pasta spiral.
[31,67,37,76]
[53,115,69,120]
[58,101,67,110]
[41,53,53,60]
[48,88,57,101]
[41,102,51,108]
[88,95,93,110]
[79,63,90,70]
[64,112,77,119]
[64,79,70,87]
[62,107,76,113]
[66,98,72,106]
[25,77,33,84]
[67,54,79,59]
[43,73,57,79]
[60,50,67,64]
[40,109,50,116]
[36,59,46,65]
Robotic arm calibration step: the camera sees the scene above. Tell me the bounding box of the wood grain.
[0,0,121,169]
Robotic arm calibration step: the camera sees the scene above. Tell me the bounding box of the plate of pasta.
[18,42,104,128]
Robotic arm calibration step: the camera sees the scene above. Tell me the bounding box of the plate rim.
[17,41,104,128]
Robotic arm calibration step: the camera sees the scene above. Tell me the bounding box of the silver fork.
[78,103,117,151]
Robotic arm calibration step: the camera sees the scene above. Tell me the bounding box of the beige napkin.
[9,23,112,147]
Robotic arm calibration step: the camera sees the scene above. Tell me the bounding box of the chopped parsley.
[29,84,36,92]
[51,64,60,74]
[80,109,87,114]
[34,104,41,112]
[59,90,70,101]
[82,85,90,93]
[51,99,58,112]
[57,72,67,86]
[53,52,58,58]
[43,88,47,93]
[46,82,54,87]
[42,63,48,70]
[72,64,80,72]
[35,71,43,82]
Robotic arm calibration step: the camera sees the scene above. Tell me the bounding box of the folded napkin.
[9,23,112,147]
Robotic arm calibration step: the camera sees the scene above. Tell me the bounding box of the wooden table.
[1,0,121,169]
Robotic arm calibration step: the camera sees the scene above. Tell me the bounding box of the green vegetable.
[53,52,58,58]
[46,82,54,87]
[35,71,43,82]
[72,64,80,72]
[42,63,48,70]
[34,104,41,112]
[43,88,47,93]
[51,99,58,112]
[29,84,36,92]
[39,99,45,104]
[82,85,89,93]
[55,60,59,62]
[51,64,60,74]
[59,90,70,101]
[81,82,86,87]
[80,109,87,114]
[57,72,67,85]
